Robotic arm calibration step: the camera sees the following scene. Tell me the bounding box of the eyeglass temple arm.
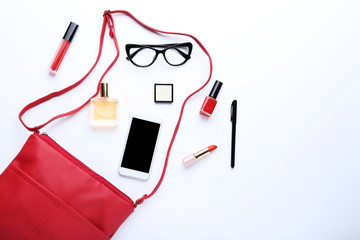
[172,48,191,59]
[146,43,192,58]
[146,43,192,57]
[164,43,192,59]
[126,47,146,60]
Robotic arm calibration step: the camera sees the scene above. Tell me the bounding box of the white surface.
[1,1,360,239]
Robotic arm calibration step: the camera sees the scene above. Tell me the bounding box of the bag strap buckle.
[134,194,148,208]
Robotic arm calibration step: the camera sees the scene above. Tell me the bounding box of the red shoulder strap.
[19,10,213,206]
[19,13,118,132]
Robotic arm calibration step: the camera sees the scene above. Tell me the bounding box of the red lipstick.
[49,22,78,75]
[200,80,223,117]
[183,145,217,167]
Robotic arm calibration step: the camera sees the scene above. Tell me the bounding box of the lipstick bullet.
[183,145,217,167]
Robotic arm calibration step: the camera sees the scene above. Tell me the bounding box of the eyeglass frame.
[125,42,193,67]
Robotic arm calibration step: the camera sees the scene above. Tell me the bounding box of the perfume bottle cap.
[209,80,223,99]
[101,83,109,98]
[63,22,79,42]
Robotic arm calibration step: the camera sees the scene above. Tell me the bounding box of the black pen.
[230,100,237,168]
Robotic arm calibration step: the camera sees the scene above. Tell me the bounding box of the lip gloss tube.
[49,22,79,75]
[183,145,217,167]
[200,80,223,117]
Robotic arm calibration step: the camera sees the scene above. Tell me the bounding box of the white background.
[1,0,360,239]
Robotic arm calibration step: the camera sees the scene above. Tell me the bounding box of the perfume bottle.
[90,83,118,127]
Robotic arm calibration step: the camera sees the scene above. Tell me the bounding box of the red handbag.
[0,10,212,240]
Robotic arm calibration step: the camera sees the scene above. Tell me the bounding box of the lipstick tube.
[183,145,217,167]
[200,80,223,117]
[49,22,79,75]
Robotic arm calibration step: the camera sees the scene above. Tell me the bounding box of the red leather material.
[0,134,134,239]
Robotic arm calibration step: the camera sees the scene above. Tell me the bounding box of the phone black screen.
[121,117,160,173]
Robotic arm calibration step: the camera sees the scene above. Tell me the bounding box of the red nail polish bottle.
[49,22,78,75]
[200,80,223,117]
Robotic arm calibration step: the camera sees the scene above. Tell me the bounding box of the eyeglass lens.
[129,48,157,67]
[164,47,190,65]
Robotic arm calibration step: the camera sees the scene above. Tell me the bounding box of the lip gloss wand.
[49,22,78,75]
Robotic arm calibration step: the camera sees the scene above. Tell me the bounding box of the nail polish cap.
[209,80,223,99]
[63,22,79,42]
[101,83,109,98]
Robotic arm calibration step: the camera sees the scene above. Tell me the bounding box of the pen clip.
[231,100,237,123]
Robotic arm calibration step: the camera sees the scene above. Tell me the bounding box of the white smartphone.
[119,111,162,181]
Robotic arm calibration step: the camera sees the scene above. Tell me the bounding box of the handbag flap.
[11,133,134,237]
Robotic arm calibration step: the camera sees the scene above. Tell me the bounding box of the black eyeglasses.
[125,42,193,67]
